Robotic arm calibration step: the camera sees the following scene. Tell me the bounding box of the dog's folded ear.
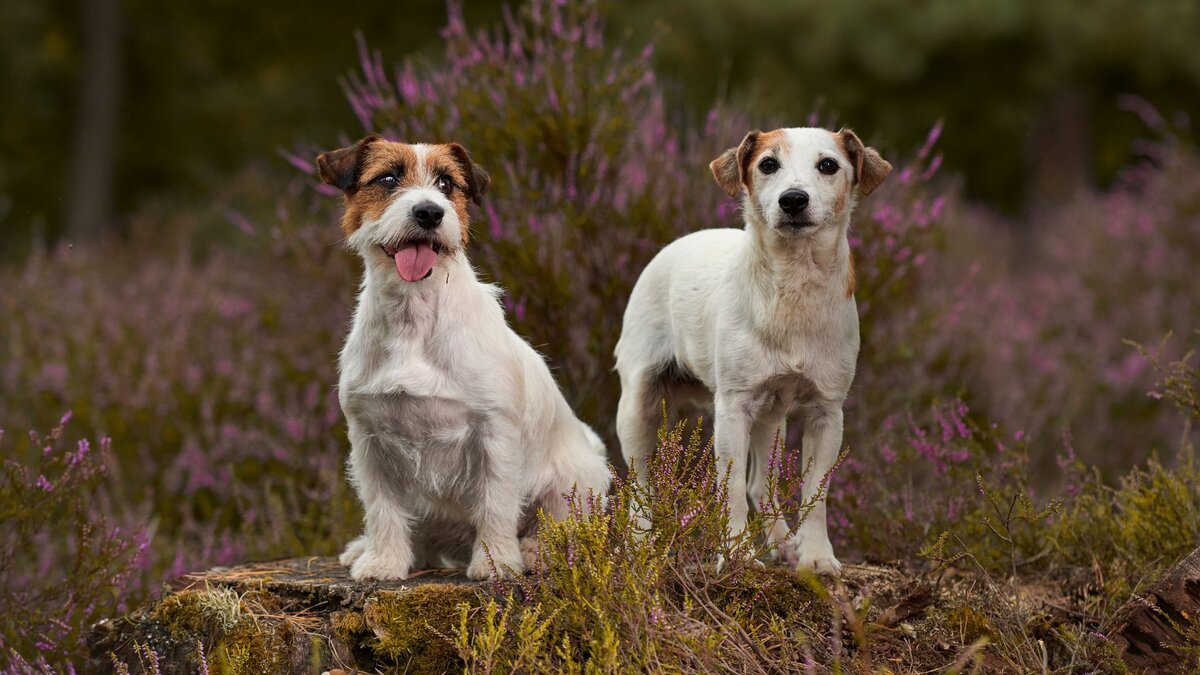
[837,129,892,196]
[447,143,490,206]
[709,131,762,200]
[316,135,382,192]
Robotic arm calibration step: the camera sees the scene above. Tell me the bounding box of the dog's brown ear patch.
[709,130,761,199]
[447,143,490,206]
[837,129,892,196]
[316,134,381,192]
[710,147,741,199]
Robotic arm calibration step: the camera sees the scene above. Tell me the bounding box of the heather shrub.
[0,0,946,667]
[0,228,363,665]
[834,397,1063,570]
[1047,341,1200,613]
[839,335,1200,587]
[290,0,948,441]
[921,119,1200,472]
[0,413,147,670]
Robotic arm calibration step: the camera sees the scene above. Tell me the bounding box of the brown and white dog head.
[710,127,891,234]
[317,135,489,283]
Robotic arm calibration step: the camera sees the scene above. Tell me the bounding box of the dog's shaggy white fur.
[317,136,610,581]
[614,127,891,574]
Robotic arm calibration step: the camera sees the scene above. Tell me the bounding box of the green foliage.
[921,475,1063,578]
[1048,344,1200,614]
[906,345,1200,669]
[1049,453,1200,613]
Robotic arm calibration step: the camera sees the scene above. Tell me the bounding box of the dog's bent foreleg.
[467,434,526,580]
[345,440,417,580]
[790,403,844,574]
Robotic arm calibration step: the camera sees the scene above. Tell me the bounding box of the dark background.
[2,0,1198,260]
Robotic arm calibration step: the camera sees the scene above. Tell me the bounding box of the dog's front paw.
[795,553,842,576]
[466,552,524,581]
[349,551,412,581]
[339,535,369,567]
[790,537,842,576]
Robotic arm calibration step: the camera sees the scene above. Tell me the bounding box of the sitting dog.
[317,135,610,581]
[614,127,891,573]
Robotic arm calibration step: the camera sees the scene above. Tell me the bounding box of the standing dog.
[318,135,610,581]
[614,127,891,573]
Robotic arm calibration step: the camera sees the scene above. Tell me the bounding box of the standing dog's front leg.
[790,403,844,574]
[715,393,753,540]
[749,415,792,559]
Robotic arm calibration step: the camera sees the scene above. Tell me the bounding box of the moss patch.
[140,584,305,674]
[362,584,484,672]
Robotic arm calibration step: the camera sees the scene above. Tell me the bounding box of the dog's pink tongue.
[394,242,438,282]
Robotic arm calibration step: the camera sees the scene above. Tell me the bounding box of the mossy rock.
[88,557,489,674]
[88,557,1139,673]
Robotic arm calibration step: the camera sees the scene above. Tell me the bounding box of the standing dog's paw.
[519,536,541,571]
[349,551,411,581]
[794,554,843,576]
[339,535,369,567]
[466,553,524,581]
[789,536,843,576]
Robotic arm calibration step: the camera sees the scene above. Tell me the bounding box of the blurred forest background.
[2,0,1200,669]
[3,0,1199,255]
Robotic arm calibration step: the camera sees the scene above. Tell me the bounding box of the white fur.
[337,145,610,581]
[615,128,871,575]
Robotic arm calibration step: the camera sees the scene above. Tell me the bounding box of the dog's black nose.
[778,189,809,215]
[413,202,444,229]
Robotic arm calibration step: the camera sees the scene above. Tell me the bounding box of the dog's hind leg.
[617,369,664,535]
[616,369,663,481]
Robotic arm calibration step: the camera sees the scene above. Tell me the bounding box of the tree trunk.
[65,0,121,241]
[1112,546,1200,671]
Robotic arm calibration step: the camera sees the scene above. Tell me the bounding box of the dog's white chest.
[783,310,859,401]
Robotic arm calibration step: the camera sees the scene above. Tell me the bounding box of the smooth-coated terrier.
[318,135,610,581]
[614,127,891,573]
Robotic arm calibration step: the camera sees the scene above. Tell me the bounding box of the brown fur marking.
[709,147,741,199]
[338,142,419,237]
[709,129,788,199]
[835,128,892,196]
[316,137,489,243]
[419,144,473,245]
[741,129,786,195]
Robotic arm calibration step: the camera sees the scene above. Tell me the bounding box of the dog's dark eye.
[372,173,399,188]
[758,157,779,174]
[817,158,840,175]
[435,174,454,194]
